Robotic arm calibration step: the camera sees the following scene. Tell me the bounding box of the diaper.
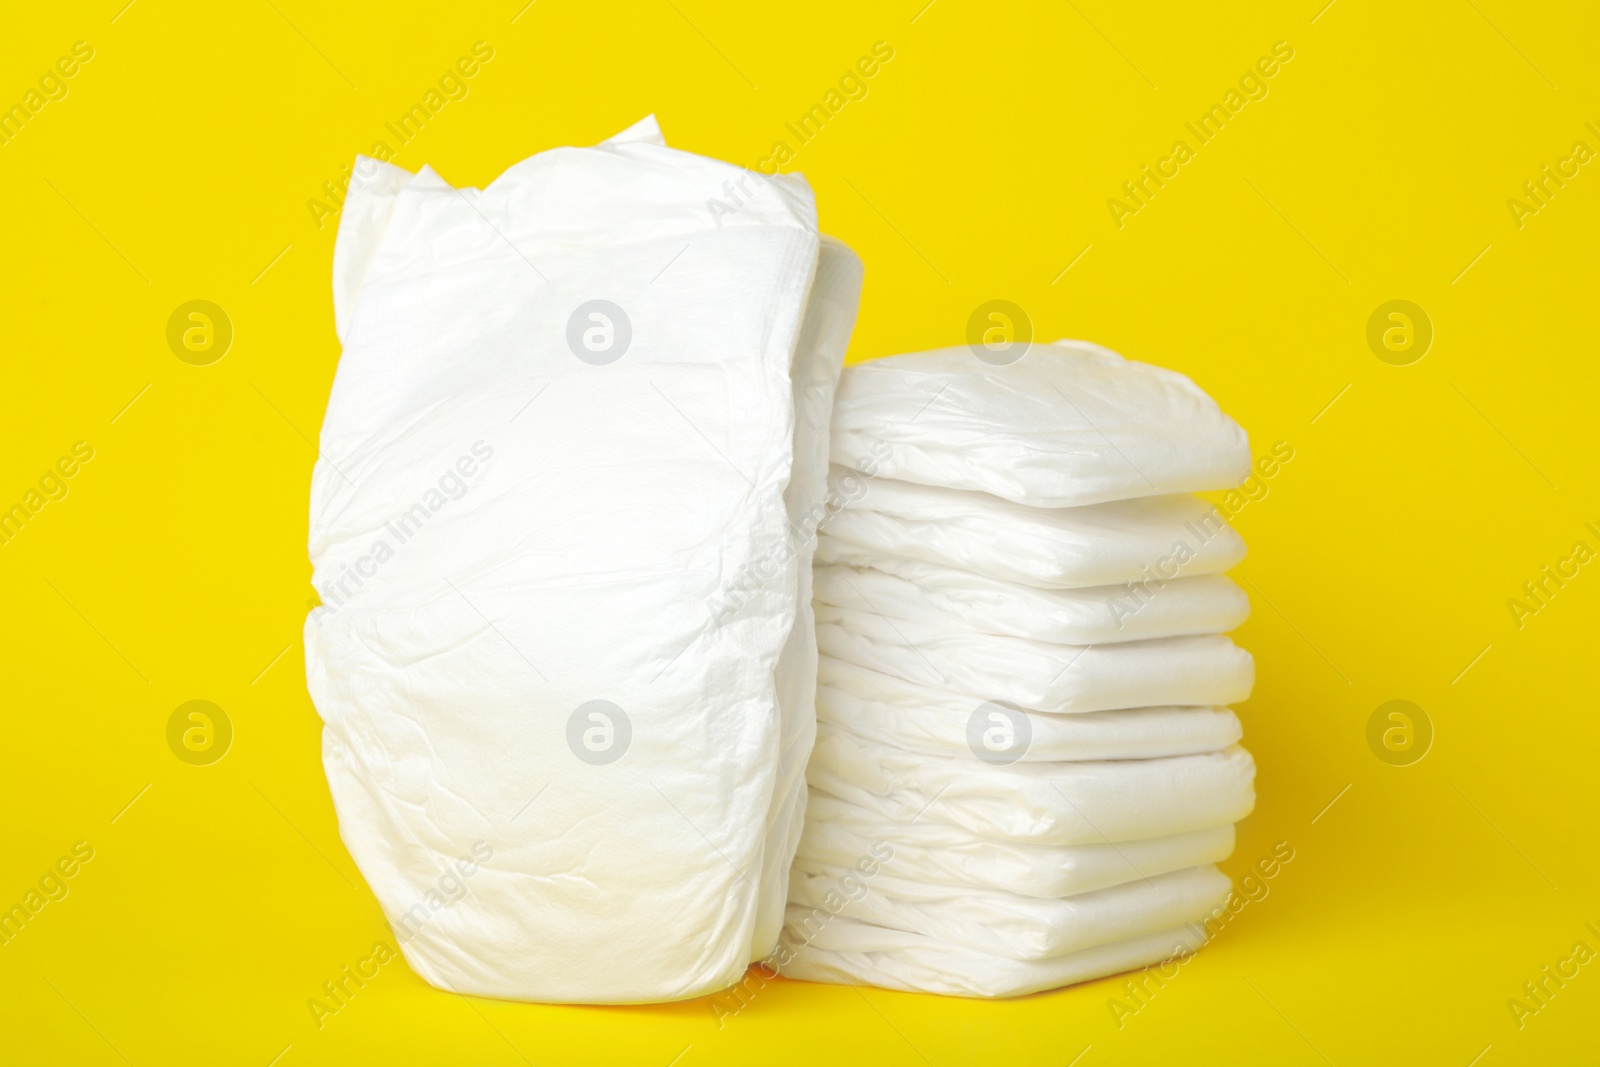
[806,725,1257,846]
[306,117,860,1003]
[817,658,1242,762]
[819,475,1246,590]
[815,559,1249,645]
[795,795,1238,898]
[788,861,1229,961]
[816,605,1255,713]
[780,913,1208,998]
[830,342,1250,507]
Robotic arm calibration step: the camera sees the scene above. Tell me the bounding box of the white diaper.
[816,605,1255,713]
[819,475,1246,590]
[788,861,1229,961]
[781,913,1207,998]
[795,795,1238,898]
[817,658,1241,762]
[816,559,1249,645]
[306,117,861,1003]
[807,725,1256,846]
[830,342,1250,507]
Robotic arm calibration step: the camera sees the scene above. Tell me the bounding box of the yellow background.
[4,0,1597,1063]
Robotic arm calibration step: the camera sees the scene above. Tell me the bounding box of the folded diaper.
[788,861,1229,961]
[807,725,1256,846]
[780,913,1207,998]
[818,476,1246,590]
[795,796,1237,898]
[306,117,861,1003]
[816,560,1249,645]
[830,342,1250,507]
[816,605,1255,713]
[817,658,1242,761]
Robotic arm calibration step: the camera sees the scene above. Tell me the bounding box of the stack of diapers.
[778,342,1257,997]
[304,117,865,1003]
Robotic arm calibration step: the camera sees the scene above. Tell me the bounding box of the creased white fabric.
[817,658,1242,762]
[816,605,1255,714]
[306,116,860,1003]
[795,794,1237,898]
[807,725,1256,846]
[816,560,1249,645]
[783,341,1254,998]
[781,914,1209,998]
[817,474,1246,591]
[789,862,1229,961]
[830,342,1250,507]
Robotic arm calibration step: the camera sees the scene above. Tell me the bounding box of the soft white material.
[807,725,1256,845]
[786,339,1255,999]
[753,239,864,957]
[779,913,1207,998]
[816,560,1249,645]
[305,116,861,1003]
[817,658,1241,762]
[830,342,1250,507]
[816,605,1255,714]
[795,795,1237,898]
[817,475,1246,590]
[788,862,1229,961]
